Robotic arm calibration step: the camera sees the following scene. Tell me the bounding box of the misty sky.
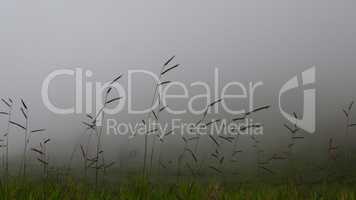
[0,0,355,163]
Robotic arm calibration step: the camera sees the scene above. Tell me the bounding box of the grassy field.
[1,176,356,200]
[0,60,355,199]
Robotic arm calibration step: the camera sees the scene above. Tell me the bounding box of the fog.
[0,0,355,167]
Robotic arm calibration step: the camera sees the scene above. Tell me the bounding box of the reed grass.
[0,58,355,199]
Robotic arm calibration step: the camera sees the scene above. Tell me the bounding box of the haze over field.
[0,0,355,164]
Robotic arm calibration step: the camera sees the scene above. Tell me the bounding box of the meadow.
[0,56,356,199]
[1,175,356,199]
